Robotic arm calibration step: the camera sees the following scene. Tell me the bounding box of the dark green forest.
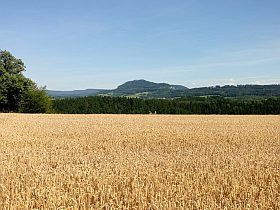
[53,96,280,115]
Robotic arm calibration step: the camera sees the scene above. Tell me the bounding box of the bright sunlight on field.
[0,114,279,209]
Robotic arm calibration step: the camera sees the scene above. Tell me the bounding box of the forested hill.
[48,80,280,98]
[185,84,280,97]
[100,79,188,98]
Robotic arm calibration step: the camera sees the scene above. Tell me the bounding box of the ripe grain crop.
[0,114,279,209]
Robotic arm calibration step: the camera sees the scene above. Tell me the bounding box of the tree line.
[53,96,280,115]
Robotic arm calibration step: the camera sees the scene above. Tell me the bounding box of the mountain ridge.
[47,89,105,97]
[47,79,280,98]
[106,79,188,97]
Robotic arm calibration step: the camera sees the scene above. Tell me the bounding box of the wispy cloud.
[128,42,280,75]
[160,57,280,73]
[185,76,280,88]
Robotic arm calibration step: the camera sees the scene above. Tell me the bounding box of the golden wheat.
[0,114,279,209]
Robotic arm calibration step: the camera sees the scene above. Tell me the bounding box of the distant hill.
[47,89,104,97]
[100,79,188,98]
[99,80,280,98]
[186,85,280,97]
[47,79,280,98]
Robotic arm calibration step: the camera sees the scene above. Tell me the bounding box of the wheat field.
[0,114,279,209]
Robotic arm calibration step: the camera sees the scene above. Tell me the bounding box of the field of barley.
[0,114,279,209]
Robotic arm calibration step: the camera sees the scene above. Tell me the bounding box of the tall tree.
[0,50,51,113]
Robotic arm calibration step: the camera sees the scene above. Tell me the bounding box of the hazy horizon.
[1,0,280,90]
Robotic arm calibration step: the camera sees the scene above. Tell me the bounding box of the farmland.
[0,114,279,209]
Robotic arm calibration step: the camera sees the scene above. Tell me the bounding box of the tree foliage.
[0,50,51,113]
[53,96,280,115]
[19,86,52,113]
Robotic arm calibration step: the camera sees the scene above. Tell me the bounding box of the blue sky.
[1,0,280,90]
